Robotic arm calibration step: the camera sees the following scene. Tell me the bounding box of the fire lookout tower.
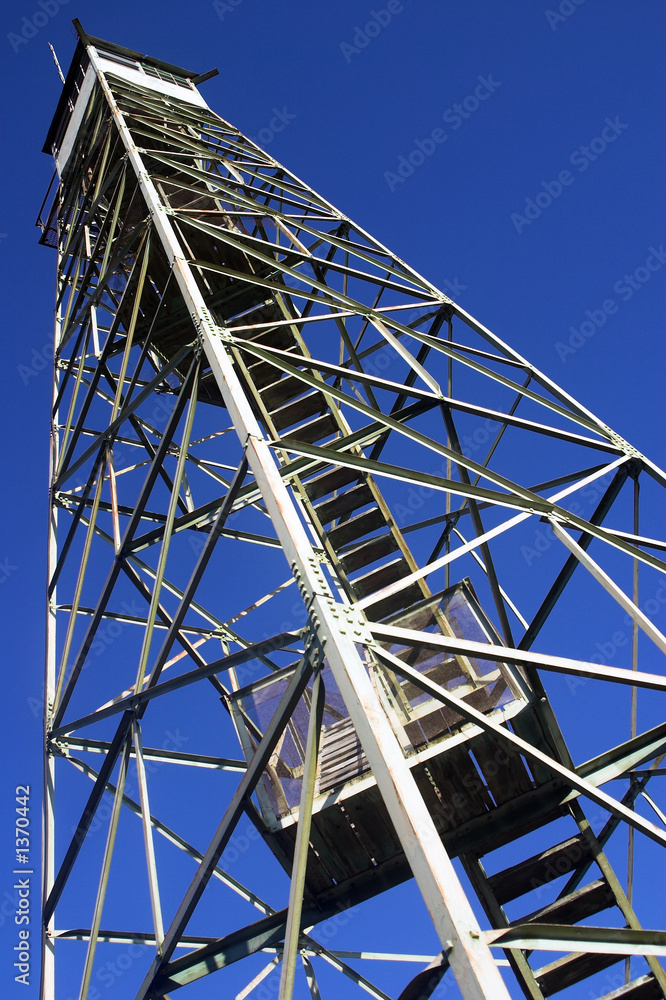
[38,21,666,1000]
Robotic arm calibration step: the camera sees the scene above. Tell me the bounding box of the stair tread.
[326,507,386,548]
[365,583,425,622]
[488,834,595,905]
[350,557,414,599]
[315,483,375,524]
[535,951,623,996]
[303,465,363,502]
[242,326,296,351]
[270,390,326,431]
[341,532,399,573]
[261,374,307,410]
[282,412,339,445]
[597,975,664,1000]
[518,878,615,926]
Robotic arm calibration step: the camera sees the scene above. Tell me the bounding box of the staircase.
[462,804,666,999]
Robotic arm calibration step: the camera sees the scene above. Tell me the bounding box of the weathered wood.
[351,557,415,599]
[312,805,373,878]
[535,951,622,997]
[596,975,664,1000]
[341,785,402,865]
[270,826,332,896]
[365,583,425,622]
[314,482,374,524]
[425,746,493,829]
[270,390,326,431]
[261,373,307,410]
[340,532,399,573]
[488,835,595,906]
[303,464,362,501]
[325,506,386,548]
[519,878,615,926]
[309,809,369,882]
[471,732,534,806]
[285,412,339,445]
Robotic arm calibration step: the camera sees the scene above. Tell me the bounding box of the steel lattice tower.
[38,21,666,1000]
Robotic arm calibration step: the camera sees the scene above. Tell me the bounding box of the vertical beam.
[133,721,165,954]
[79,737,132,999]
[627,474,640,985]
[278,668,324,1000]
[137,656,314,995]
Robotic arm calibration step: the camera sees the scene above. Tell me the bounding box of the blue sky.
[1,1,665,998]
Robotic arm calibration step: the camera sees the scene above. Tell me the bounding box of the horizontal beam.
[370,623,666,693]
[233,337,621,455]
[50,631,300,737]
[59,738,246,770]
[485,924,666,957]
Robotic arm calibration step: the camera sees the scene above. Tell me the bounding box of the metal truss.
[38,21,666,1000]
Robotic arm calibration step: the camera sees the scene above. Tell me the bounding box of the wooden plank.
[307,814,355,885]
[471,731,534,806]
[270,390,325,431]
[351,557,414,599]
[286,412,339,445]
[315,483,374,524]
[261,373,307,410]
[243,325,297,351]
[342,785,403,865]
[519,878,615,926]
[326,506,385,547]
[511,708,558,786]
[596,975,663,1000]
[536,951,622,997]
[270,827,332,897]
[412,765,451,836]
[425,745,493,830]
[311,807,373,880]
[341,532,399,573]
[303,465,362,501]
[364,583,424,621]
[488,835,595,905]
